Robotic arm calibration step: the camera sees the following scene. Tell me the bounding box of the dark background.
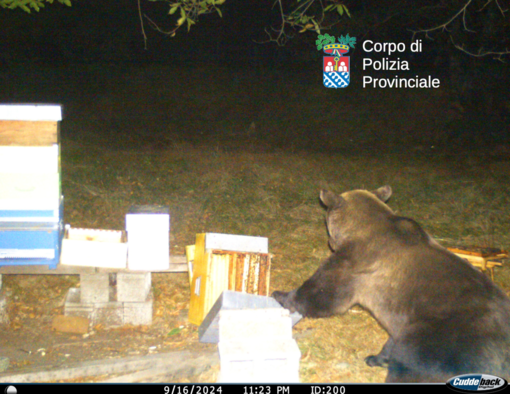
[1,0,509,149]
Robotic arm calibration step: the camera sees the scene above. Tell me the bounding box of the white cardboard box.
[126,206,170,270]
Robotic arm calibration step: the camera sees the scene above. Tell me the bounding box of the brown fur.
[273,186,510,382]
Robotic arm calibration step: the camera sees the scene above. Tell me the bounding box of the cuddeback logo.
[317,33,356,88]
[447,374,508,393]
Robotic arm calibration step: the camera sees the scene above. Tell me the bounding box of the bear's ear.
[320,190,344,208]
[372,185,392,202]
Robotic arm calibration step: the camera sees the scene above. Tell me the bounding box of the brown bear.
[272,186,510,383]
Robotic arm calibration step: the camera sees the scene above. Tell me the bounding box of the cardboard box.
[126,205,170,271]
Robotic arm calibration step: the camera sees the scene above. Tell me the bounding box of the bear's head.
[320,186,393,251]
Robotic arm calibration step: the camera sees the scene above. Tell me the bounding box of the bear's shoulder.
[390,216,430,246]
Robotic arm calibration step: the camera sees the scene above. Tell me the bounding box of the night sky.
[1,1,509,146]
[0,2,280,65]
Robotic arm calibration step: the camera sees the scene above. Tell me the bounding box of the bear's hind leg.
[365,338,394,367]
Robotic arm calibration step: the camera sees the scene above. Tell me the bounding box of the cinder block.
[123,291,153,326]
[92,302,124,327]
[65,287,124,327]
[218,339,301,383]
[218,308,293,341]
[80,273,110,303]
[0,293,9,325]
[65,287,94,319]
[117,272,151,302]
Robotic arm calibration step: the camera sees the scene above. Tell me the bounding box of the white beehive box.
[0,173,61,211]
[60,225,127,268]
[126,205,170,270]
[0,104,63,269]
[0,145,59,173]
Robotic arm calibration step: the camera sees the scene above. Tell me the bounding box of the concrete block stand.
[64,272,153,327]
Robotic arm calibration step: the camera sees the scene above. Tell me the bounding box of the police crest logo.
[317,33,356,88]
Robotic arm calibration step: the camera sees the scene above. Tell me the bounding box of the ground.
[0,63,509,382]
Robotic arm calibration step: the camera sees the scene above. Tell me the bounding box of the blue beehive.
[0,104,64,269]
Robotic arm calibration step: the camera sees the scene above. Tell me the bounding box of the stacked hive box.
[217,308,301,383]
[0,104,63,269]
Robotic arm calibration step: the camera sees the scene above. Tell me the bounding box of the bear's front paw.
[365,354,388,368]
[272,291,296,312]
[272,291,288,305]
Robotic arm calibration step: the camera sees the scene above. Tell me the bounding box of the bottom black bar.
[0,383,464,394]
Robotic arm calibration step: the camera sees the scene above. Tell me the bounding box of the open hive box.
[188,233,271,326]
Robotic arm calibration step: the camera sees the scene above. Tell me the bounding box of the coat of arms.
[317,34,356,88]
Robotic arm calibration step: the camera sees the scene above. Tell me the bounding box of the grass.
[2,62,510,382]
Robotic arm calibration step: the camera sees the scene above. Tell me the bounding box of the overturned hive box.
[188,233,271,326]
[448,246,508,279]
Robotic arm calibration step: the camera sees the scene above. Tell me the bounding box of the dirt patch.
[0,273,219,382]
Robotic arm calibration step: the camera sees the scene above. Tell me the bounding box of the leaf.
[343,4,351,18]
[167,327,182,336]
[216,6,222,18]
[312,19,320,35]
[177,15,186,26]
[186,17,195,31]
[169,5,179,15]
[336,4,343,16]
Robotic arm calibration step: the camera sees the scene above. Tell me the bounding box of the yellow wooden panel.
[188,233,207,325]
